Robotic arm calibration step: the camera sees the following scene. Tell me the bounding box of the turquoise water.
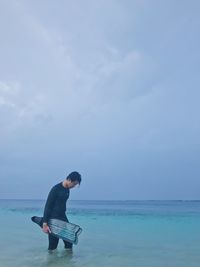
[0,200,200,267]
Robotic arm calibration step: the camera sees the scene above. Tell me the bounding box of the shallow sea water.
[0,200,200,267]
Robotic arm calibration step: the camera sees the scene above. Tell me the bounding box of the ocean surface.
[0,199,200,267]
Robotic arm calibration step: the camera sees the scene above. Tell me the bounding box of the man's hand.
[42,223,51,234]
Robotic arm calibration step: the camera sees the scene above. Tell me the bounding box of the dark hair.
[66,171,81,185]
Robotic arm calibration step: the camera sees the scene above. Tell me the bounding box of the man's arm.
[42,186,57,233]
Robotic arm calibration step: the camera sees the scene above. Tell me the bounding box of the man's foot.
[48,249,57,254]
[64,247,73,254]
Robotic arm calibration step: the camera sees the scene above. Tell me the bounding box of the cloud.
[0,79,54,137]
[0,0,156,124]
[93,50,156,102]
[0,1,200,199]
[0,96,15,108]
[0,0,185,151]
[0,80,20,95]
[0,81,20,112]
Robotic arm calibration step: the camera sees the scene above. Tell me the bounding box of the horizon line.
[0,198,200,202]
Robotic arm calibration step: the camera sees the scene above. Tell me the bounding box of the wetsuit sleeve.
[43,186,57,223]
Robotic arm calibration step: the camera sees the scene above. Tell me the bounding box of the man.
[42,171,81,251]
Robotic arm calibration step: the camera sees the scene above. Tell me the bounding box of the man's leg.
[63,239,73,250]
[48,234,59,251]
[63,217,73,249]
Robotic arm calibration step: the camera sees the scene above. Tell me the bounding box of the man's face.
[68,180,79,189]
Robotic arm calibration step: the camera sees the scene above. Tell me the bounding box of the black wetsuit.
[43,182,70,222]
[43,182,72,250]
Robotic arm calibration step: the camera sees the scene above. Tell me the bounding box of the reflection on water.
[41,249,76,267]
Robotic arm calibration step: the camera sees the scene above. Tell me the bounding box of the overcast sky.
[0,0,200,200]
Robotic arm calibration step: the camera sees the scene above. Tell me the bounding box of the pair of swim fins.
[31,216,82,245]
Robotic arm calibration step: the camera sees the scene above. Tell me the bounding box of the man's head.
[66,171,82,189]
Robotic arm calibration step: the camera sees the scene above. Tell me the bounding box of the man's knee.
[63,240,73,249]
